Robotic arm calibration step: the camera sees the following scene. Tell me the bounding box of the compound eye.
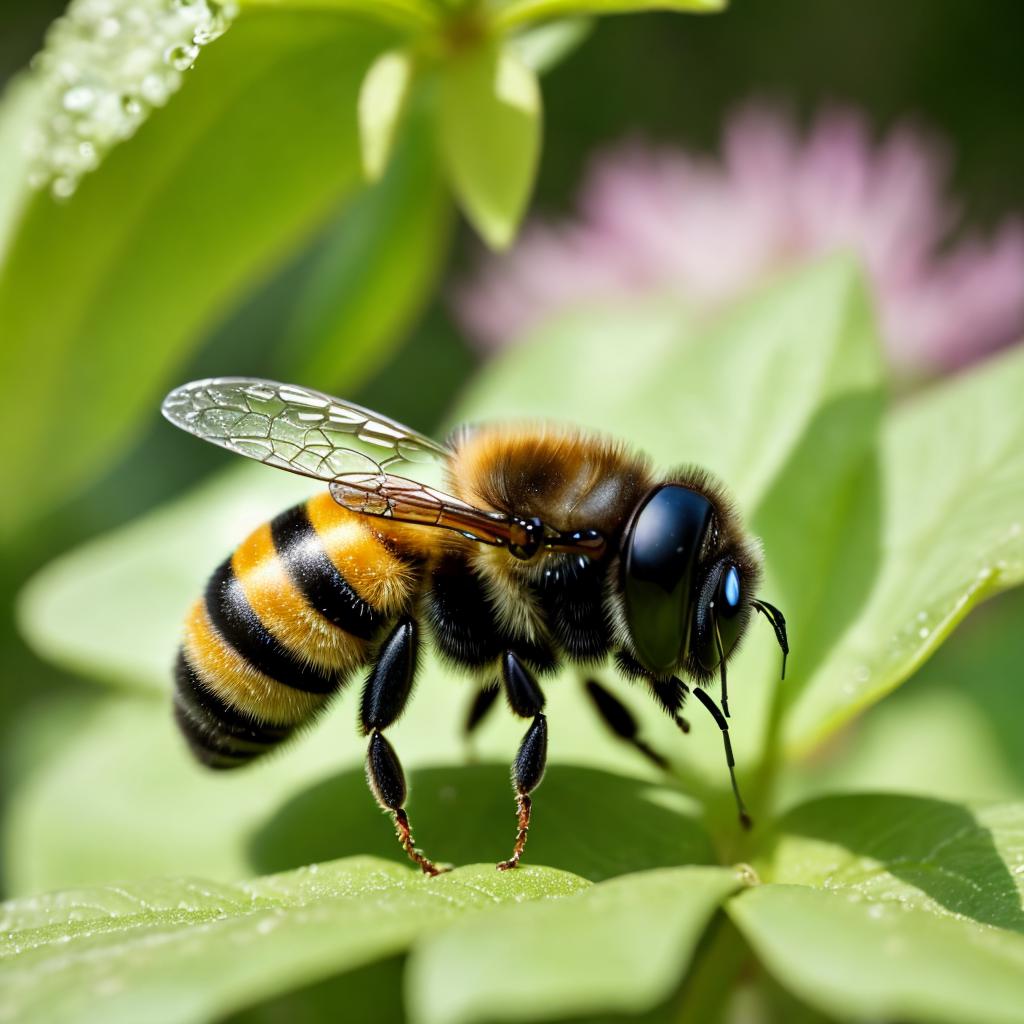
[693,559,748,672]
[621,485,715,675]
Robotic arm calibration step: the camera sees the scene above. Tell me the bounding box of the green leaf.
[407,867,744,1024]
[765,794,1024,931]
[785,343,1024,754]
[3,693,713,894]
[283,107,452,386]
[491,0,726,33]
[0,10,394,539]
[0,857,587,1024]
[358,49,415,181]
[439,42,541,249]
[730,885,1024,1024]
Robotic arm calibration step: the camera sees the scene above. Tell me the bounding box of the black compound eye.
[621,485,716,675]
[693,559,748,672]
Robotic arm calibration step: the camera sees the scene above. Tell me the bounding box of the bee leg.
[692,687,752,830]
[362,617,444,876]
[462,682,501,761]
[497,652,548,871]
[583,678,669,770]
[614,650,691,733]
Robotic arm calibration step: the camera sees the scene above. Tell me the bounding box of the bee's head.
[619,475,772,680]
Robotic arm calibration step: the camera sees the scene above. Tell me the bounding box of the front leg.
[496,651,549,871]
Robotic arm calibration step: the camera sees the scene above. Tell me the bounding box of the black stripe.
[173,701,261,770]
[175,650,292,742]
[270,503,385,641]
[204,557,340,694]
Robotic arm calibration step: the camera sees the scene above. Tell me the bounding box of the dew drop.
[52,176,77,199]
[917,626,930,640]
[164,43,199,71]
[62,84,96,111]
[23,0,237,193]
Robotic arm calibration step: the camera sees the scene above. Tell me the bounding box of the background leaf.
[406,866,744,1024]
[439,43,541,248]
[785,343,1024,753]
[281,106,452,386]
[0,857,587,1024]
[0,10,395,539]
[730,884,1024,1024]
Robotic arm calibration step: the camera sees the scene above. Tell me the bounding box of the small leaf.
[0,857,587,1024]
[507,18,593,74]
[491,0,726,32]
[730,885,1024,1024]
[439,42,541,249]
[358,49,414,181]
[407,867,744,1024]
[785,343,1024,754]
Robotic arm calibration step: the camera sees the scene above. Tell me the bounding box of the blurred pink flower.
[454,104,1024,372]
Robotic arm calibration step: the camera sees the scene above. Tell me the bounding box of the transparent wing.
[161,377,451,482]
[330,473,516,548]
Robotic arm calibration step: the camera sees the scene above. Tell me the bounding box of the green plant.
[6,259,1024,1022]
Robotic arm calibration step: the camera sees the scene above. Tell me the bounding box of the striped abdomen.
[174,491,426,768]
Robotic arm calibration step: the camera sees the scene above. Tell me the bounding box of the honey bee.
[163,378,788,875]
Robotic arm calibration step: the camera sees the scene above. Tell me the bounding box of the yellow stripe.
[183,600,325,727]
[231,521,368,673]
[305,492,424,615]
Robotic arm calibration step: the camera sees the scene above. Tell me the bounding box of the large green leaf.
[0,857,587,1024]
[3,692,712,894]
[785,343,1024,753]
[730,885,1024,1024]
[0,11,395,540]
[406,866,744,1024]
[439,42,541,248]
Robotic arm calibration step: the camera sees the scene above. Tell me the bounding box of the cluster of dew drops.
[24,0,237,199]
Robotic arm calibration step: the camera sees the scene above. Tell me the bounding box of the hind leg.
[496,651,549,871]
[361,616,444,876]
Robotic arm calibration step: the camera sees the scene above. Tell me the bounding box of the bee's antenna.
[752,599,789,680]
[713,617,729,718]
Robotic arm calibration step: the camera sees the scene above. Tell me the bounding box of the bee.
[163,378,788,875]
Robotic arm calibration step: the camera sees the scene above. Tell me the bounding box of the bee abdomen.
[173,651,293,769]
[269,503,385,640]
[204,556,340,694]
[175,495,426,769]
